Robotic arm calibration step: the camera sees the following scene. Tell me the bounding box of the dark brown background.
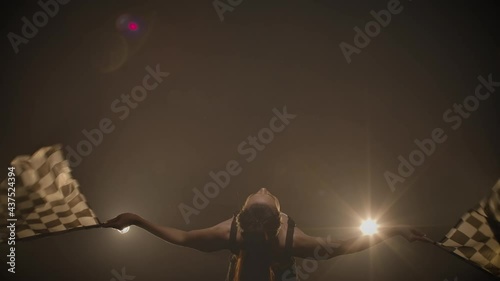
[1,1,499,280]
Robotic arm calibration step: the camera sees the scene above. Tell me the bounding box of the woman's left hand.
[102,213,139,230]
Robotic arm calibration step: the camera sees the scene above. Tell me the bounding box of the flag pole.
[1,223,106,244]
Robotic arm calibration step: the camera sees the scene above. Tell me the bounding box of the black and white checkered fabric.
[0,145,99,242]
[439,180,500,277]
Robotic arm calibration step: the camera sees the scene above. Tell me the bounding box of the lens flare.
[115,14,145,36]
[128,22,138,31]
[360,219,378,235]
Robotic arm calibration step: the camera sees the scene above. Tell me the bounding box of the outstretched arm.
[103,213,231,253]
[293,226,430,260]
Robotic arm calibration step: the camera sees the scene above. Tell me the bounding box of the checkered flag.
[438,179,500,277]
[0,145,100,243]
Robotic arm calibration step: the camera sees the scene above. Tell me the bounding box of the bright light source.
[360,219,378,235]
[118,226,130,234]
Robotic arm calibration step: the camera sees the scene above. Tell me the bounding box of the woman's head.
[243,188,281,212]
[233,188,282,281]
[239,188,281,241]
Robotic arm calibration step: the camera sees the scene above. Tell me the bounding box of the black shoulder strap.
[229,211,239,254]
[285,215,296,256]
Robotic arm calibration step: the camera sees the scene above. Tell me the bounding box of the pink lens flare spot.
[128,22,138,31]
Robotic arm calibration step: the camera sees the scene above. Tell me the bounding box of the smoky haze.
[0,1,499,281]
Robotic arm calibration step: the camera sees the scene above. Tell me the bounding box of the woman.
[104,188,429,281]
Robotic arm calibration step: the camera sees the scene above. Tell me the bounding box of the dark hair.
[234,203,281,281]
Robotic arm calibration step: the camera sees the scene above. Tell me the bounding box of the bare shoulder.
[290,226,343,259]
[292,225,309,243]
[280,212,291,222]
[290,226,321,258]
[213,217,234,240]
[183,217,235,252]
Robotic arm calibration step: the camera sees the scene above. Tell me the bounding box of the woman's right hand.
[397,227,433,243]
[102,213,140,230]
